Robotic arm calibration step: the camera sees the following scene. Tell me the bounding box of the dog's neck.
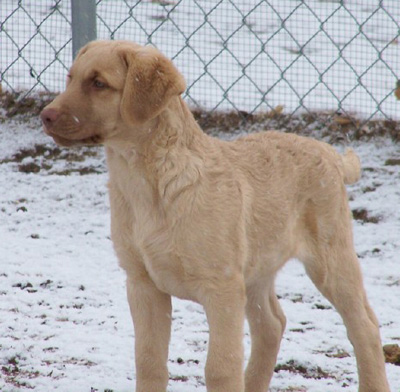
[105,97,210,204]
[106,97,206,156]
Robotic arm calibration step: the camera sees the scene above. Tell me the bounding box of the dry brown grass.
[192,105,400,143]
[1,90,399,143]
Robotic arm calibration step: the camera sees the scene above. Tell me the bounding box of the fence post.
[71,0,97,59]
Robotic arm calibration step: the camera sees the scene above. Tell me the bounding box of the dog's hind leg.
[245,278,286,392]
[302,221,390,392]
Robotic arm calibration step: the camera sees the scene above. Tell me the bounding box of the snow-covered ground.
[0,113,399,391]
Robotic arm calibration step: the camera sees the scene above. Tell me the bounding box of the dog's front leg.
[202,278,246,392]
[126,275,172,392]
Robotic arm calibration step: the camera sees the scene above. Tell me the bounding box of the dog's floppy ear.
[120,46,186,125]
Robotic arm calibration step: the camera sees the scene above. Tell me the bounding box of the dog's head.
[40,40,186,147]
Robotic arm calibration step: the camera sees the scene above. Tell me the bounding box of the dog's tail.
[341,148,361,185]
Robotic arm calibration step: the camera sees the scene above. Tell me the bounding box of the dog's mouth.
[43,127,103,147]
[50,133,103,147]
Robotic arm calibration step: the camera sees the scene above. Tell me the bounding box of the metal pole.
[71,0,97,59]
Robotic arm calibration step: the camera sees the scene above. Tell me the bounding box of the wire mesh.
[1,0,399,121]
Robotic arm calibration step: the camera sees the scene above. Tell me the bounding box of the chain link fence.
[1,0,400,124]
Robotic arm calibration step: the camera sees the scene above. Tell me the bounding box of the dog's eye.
[93,79,107,89]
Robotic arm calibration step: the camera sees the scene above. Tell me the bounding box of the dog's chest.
[109,170,193,299]
[131,217,193,300]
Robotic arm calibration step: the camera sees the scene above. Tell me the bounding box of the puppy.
[41,40,390,392]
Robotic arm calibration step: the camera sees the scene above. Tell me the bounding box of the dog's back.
[216,131,360,279]
[230,130,360,187]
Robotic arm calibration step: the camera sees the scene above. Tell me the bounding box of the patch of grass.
[2,90,399,143]
[362,184,382,193]
[313,303,332,310]
[12,282,33,290]
[63,357,96,367]
[1,143,104,176]
[19,162,41,173]
[385,158,400,166]
[274,359,333,380]
[0,90,55,119]
[1,355,39,390]
[52,167,103,176]
[3,144,98,165]
[352,208,381,224]
[325,349,351,359]
[192,106,400,143]
[169,374,189,382]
